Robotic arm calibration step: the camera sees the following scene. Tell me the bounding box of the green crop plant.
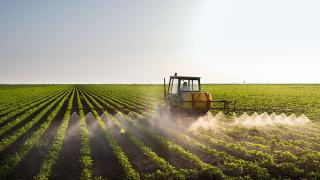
[0,89,71,152]
[0,89,72,179]
[79,90,140,180]
[76,88,93,180]
[35,89,76,179]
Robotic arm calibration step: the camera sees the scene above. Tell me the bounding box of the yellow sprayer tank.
[180,92,212,111]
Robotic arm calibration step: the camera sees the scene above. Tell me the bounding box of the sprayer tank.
[180,92,212,111]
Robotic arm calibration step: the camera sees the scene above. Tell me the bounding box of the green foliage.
[0,89,71,152]
[35,89,75,179]
[0,89,71,179]
[80,90,140,180]
[76,89,93,180]
[0,84,319,179]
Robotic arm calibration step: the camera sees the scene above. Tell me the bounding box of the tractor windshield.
[180,79,200,92]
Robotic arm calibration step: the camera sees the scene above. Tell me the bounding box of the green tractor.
[163,73,236,116]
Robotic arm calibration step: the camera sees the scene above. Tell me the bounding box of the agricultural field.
[0,84,319,179]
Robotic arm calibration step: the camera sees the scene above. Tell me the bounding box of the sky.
[1,0,320,84]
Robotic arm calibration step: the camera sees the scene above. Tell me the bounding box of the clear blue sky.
[1,0,320,83]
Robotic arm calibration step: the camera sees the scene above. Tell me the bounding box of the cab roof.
[170,76,201,80]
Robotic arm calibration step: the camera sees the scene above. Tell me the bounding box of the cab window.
[170,78,179,94]
[191,80,200,91]
[180,79,200,92]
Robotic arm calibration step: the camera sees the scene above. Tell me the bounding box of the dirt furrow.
[50,112,81,180]
[6,95,69,179]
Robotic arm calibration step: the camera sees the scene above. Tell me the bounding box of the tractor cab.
[163,73,236,115]
[164,73,212,115]
[168,74,201,95]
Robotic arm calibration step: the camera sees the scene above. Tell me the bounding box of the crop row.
[104,112,183,179]
[78,89,140,180]
[0,89,64,117]
[0,89,69,137]
[76,89,93,180]
[212,127,320,176]
[0,85,67,110]
[81,89,228,179]
[82,88,231,179]
[0,89,71,152]
[81,87,156,112]
[114,111,227,179]
[127,111,271,179]
[0,88,72,179]
[0,89,67,126]
[1,85,319,179]
[35,88,76,179]
[81,87,318,177]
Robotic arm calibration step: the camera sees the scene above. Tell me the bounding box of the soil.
[50,112,81,180]
[84,92,197,170]
[86,113,125,179]
[79,90,126,178]
[71,89,78,113]
[0,91,63,128]
[0,93,68,162]
[82,89,125,114]
[0,91,61,117]
[0,92,66,139]
[115,116,197,170]
[78,90,91,115]
[141,121,221,166]
[5,94,69,180]
[86,92,160,173]
[101,113,159,174]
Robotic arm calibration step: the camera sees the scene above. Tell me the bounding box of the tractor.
[163,73,236,116]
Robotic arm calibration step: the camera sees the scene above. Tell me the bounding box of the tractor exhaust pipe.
[163,78,167,98]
